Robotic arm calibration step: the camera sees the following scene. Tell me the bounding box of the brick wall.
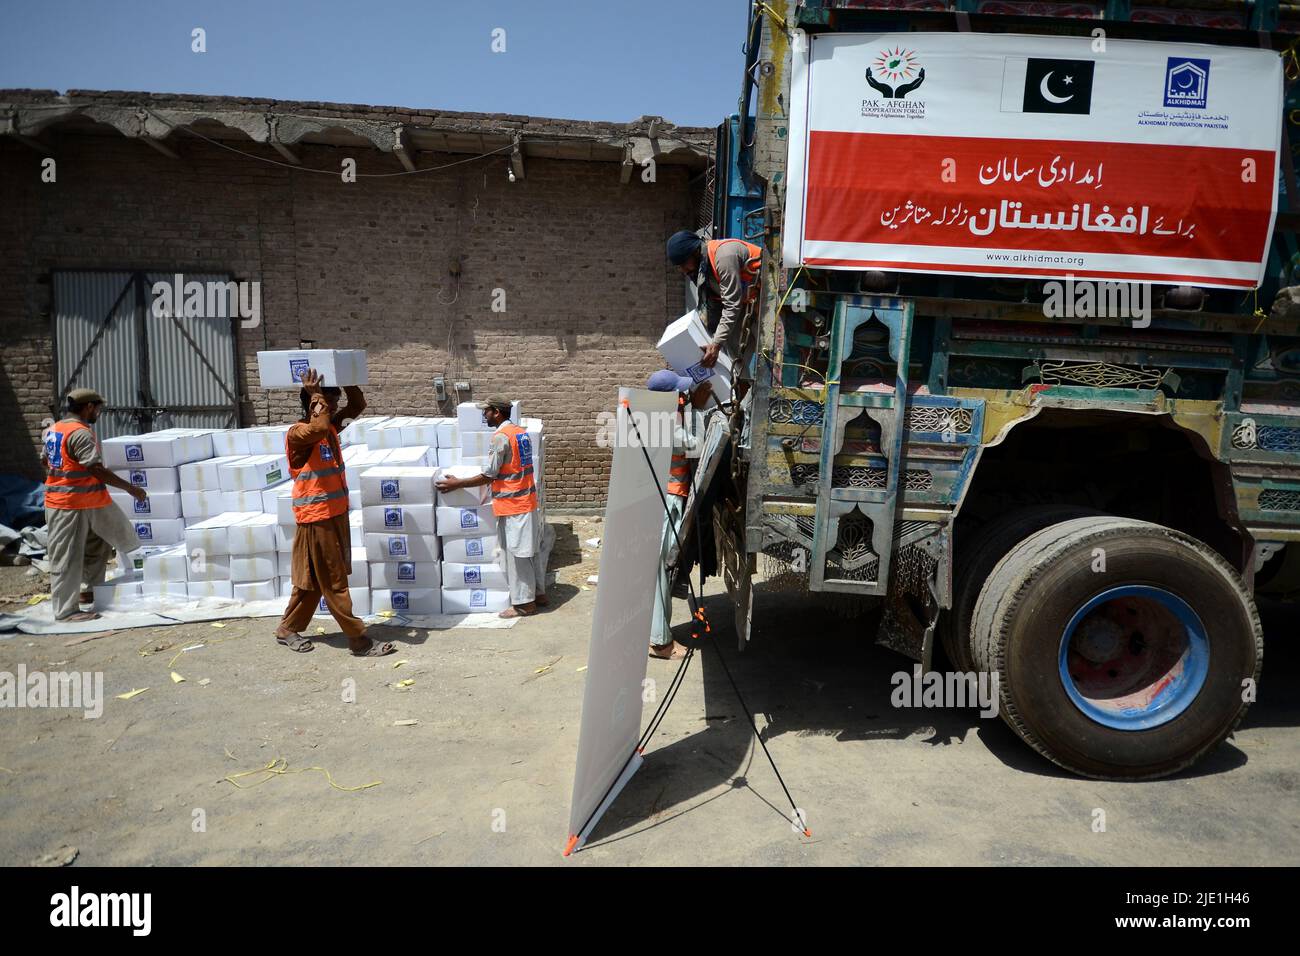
[0,130,699,510]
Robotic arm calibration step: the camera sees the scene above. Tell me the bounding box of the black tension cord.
[623,399,810,838]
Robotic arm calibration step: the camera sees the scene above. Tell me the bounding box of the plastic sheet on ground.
[0,595,518,636]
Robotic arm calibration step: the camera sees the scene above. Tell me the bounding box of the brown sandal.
[350,637,396,657]
[276,634,314,653]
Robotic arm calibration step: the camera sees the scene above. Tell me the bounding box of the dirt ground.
[1,515,1297,866]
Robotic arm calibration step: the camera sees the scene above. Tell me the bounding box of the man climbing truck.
[681,0,1300,780]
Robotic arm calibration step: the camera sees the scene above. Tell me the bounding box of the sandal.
[59,611,102,623]
[350,637,396,657]
[276,634,314,653]
[649,642,689,661]
[499,604,536,619]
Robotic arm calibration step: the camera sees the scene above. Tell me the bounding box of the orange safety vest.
[44,420,111,510]
[287,424,349,524]
[667,399,691,498]
[706,238,762,293]
[490,423,538,517]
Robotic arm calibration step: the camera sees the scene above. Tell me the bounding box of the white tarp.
[566,387,676,852]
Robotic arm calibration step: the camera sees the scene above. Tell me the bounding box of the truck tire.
[970,516,1263,779]
[939,505,1102,673]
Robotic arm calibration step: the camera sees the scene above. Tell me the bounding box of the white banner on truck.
[783,31,1283,288]
[565,387,677,854]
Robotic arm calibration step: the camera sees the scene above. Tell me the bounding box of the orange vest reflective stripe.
[490,423,538,517]
[668,452,691,498]
[706,238,762,288]
[44,420,111,510]
[287,424,349,524]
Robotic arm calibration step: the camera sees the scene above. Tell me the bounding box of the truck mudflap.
[876,520,950,668]
[714,501,755,651]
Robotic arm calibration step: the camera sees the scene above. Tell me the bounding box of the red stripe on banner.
[802,257,1258,288]
[805,132,1275,266]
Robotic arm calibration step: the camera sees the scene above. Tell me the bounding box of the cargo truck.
[688,0,1300,779]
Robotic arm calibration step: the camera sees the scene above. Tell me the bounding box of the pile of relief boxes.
[95,404,545,618]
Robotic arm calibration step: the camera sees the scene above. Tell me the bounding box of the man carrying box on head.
[437,397,548,619]
[43,388,148,622]
[273,369,395,656]
[646,371,711,660]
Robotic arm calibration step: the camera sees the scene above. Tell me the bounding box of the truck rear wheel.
[940,504,1102,672]
[970,516,1263,779]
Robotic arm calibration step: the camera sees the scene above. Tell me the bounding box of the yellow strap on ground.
[223,757,382,793]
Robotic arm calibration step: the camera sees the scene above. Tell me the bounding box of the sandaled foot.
[649,641,688,661]
[350,637,396,657]
[499,603,537,619]
[276,633,314,652]
[59,611,102,623]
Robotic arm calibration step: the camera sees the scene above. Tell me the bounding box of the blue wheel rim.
[1058,585,1209,731]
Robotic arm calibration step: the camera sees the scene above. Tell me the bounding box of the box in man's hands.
[256,349,368,388]
[656,311,734,403]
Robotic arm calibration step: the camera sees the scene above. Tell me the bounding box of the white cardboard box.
[456,401,520,435]
[243,425,292,456]
[111,489,182,520]
[364,532,440,563]
[230,552,278,582]
[436,465,489,508]
[440,534,498,564]
[233,579,278,602]
[400,420,442,448]
[102,430,215,469]
[219,454,288,492]
[261,481,292,516]
[142,581,190,599]
[460,429,496,459]
[436,505,497,537]
[224,489,270,514]
[187,552,232,582]
[442,561,509,590]
[131,517,185,547]
[349,555,368,588]
[361,503,436,535]
[382,446,434,468]
[435,420,459,448]
[370,560,441,589]
[656,310,735,403]
[183,511,263,556]
[372,587,440,616]
[115,466,179,493]
[227,514,278,555]
[143,545,188,585]
[187,580,234,600]
[436,447,462,468]
[256,349,368,388]
[359,466,439,506]
[180,489,227,523]
[180,455,249,492]
[441,587,510,614]
[211,429,252,457]
[366,420,410,449]
[94,574,144,610]
[313,587,371,617]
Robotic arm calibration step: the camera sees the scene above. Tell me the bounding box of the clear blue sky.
[0,0,748,127]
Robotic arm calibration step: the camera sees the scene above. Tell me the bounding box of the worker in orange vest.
[437,398,549,619]
[273,368,395,656]
[43,388,148,622]
[666,230,762,370]
[646,370,711,660]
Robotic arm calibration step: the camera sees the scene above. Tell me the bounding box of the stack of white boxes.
[360,466,442,615]
[93,409,544,616]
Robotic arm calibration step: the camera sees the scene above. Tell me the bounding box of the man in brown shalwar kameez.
[273,368,394,656]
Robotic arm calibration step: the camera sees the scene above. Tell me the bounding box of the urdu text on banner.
[782,32,1283,289]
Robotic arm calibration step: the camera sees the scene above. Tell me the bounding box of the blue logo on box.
[464,566,482,585]
[126,444,144,462]
[392,591,410,610]
[1164,57,1210,109]
[388,535,407,557]
[130,470,146,486]
[685,363,713,384]
[289,359,310,382]
[459,509,478,529]
[470,589,487,608]
[380,479,400,500]
[465,538,484,557]
[136,523,152,541]
[318,596,329,612]
[384,507,403,528]
[134,498,151,514]
[397,562,416,581]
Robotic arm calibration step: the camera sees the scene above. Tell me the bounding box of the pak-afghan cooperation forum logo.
[863,47,926,118]
[1165,57,1210,109]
